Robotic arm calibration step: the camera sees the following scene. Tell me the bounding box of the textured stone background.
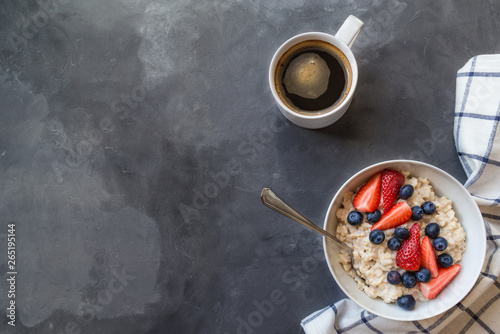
[0,0,499,333]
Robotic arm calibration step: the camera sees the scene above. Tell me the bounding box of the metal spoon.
[260,187,365,283]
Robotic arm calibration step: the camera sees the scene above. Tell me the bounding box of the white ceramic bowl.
[323,160,486,321]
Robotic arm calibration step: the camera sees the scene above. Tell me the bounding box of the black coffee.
[275,40,351,114]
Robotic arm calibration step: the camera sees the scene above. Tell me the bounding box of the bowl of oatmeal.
[323,160,485,321]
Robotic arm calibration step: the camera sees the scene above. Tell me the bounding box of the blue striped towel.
[455,55,500,206]
[301,55,500,333]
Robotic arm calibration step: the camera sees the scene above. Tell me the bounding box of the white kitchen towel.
[301,55,500,334]
[454,55,500,207]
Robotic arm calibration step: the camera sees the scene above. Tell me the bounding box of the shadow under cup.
[273,39,353,116]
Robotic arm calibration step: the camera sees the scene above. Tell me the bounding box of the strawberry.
[353,172,382,212]
[395,223,421,271]
[420,264,461,299]
[381,169,405,213]
[370,201,412,231]
[421,236,439,277]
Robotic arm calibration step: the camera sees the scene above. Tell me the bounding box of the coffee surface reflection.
[275,40,352,115]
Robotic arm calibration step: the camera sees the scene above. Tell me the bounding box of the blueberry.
[411,206,424,221]
[432,237,448,251]
[415,268,432,283]
[437,253,453,268]
[394,227,410,240]
[402,271,417,288]
[387,270,401,285]
[367,209,381,223]
[347,210,363,226]
[422,201,436,215]
[397,295,416,310]
[425,223,440,239]
[369,229,385,244]
[387,237,401,251]
[399,184,414,200]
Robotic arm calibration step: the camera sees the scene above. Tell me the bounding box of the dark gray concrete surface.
[0,0,498,333]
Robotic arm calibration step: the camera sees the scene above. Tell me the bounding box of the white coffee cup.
[269,15,364,129]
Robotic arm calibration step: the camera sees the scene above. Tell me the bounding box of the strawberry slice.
[381,169,405,213]
[395,223,421,271]
[353,172,382,212]
[370,201,412,231]
[420,264,461,299]
[421,236,439,277]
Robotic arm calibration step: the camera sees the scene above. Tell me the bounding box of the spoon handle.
[260,187,349,252]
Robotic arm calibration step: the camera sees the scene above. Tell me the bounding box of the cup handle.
[335,15,364,48]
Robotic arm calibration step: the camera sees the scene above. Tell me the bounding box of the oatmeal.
[335,170,466,303]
